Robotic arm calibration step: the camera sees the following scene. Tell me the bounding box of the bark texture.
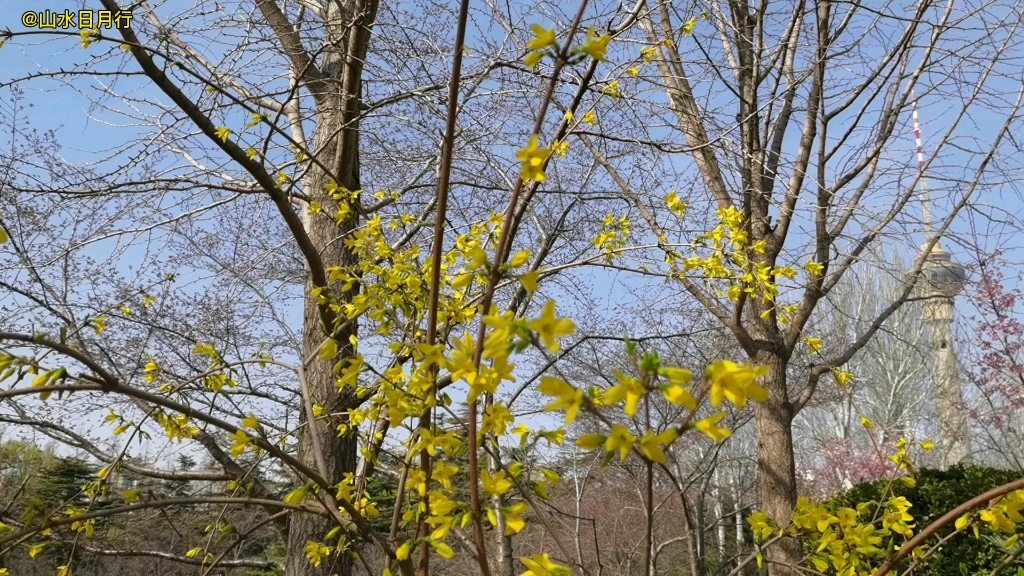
[753,351,800,576]
[283,0,378,574]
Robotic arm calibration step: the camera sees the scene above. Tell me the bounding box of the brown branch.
[0,333,389,552]
[639,1,734,209]
[418,0,481,571]
[78,543,282,570]
[138,2,285,113]
[191,430,291,537]
[871,477,1024,576]
[0,332,119,385]
[253,0,328,101]
[201,510,291,576]
[0,497,320,550]
[0,414,229,482]
[96,0,336,331]
[768,0,819,255]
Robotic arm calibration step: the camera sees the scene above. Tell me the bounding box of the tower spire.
[911,89,935,241]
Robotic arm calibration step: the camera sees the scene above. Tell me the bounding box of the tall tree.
[614,1,1024,572]
[4,1,1024,576]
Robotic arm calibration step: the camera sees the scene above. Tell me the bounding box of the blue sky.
[5,0,1024,472]
[6,0,1020,282]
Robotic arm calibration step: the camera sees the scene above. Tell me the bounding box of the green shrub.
[825,465,1024,576]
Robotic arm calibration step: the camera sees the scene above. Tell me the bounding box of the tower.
[910,89,971,467]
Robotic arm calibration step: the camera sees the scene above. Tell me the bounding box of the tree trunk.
[491,461,514,576]
[733,476,746,576]
[285,285,359,576]
[286,156,361,576]
[678,488,706,576]
[714,467,727,568]
[753,351,800,576]
[285,1,376,574]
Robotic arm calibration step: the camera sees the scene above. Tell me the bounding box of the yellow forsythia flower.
[639,428,678,463]
[537,376,584,424]
[520,554,571,576]
[604,369,644,416]
[682,16,698,35]
[527,24,557,50]
[214,126,232,142]
[515,136,553,182]
[705,360,769,409]
[833,368,853,386]
[804,337,823,354]
[80,28,99,49]
[527,300,576,352]
[604,424,636,461]
[805,260,825,276]
[695,412,732,442]
[578,27,611,61]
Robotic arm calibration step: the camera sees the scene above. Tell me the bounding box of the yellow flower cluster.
[570,353,770,467]
[706,360,768,408]
[592,213,631,261]
[749,494,918,576]
[385,299,577,561]
[658,204,829,324]
[578,27,611,61]
[748,437,1024,576]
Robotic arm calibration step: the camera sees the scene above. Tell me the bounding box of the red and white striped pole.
[911,89,935,238]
